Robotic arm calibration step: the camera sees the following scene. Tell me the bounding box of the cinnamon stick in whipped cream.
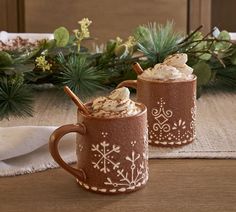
[63,86,90,115]
[132,62,144,75]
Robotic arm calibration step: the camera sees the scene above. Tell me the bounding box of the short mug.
[49,103,149,194]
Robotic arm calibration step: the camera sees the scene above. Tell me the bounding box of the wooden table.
[1,88,236,212]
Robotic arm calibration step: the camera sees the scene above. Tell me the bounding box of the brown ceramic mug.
[117,76,197,147]
[49,103,148,194]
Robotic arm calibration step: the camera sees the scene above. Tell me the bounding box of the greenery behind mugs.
[0,19,236,119]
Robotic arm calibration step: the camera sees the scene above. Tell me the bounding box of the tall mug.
[117,76,197,147]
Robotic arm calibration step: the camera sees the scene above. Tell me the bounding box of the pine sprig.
[57,53,107,97]
[134,22,181,65]
[215,65,236,86]
[0,78,34,119]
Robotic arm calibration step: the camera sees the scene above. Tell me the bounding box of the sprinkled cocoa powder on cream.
[90,87,142,118]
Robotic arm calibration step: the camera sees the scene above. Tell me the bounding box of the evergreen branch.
[0,77,34,120]
[134,22,181,65]
[57,53,107,98]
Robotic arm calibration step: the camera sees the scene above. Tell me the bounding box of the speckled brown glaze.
[49,103,148,194]
[117,76,197,147]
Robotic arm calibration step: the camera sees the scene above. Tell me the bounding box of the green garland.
[0,19,236,120]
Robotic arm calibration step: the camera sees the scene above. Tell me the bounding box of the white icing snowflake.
[91,141,120,173]
[104,151,147,190]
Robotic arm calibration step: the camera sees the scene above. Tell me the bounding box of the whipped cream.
[140,53,193,81]
[91,87,141,118]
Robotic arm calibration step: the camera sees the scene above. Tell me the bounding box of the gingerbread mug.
[117,75,197,147]
[49,103,148,194]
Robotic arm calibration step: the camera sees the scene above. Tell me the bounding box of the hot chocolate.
[116,53,197,147]
[90,87,142,118]
[140,53,194,81]
[49,87,148,194]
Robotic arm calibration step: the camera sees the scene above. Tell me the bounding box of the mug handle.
[117,80,137,90]
[49,123,86,181]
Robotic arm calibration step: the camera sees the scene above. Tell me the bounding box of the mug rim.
[78,102,147,120]
[137,74,197,84]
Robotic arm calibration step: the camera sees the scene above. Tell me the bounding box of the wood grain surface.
[1,88,236,211]
[1,160,236,212]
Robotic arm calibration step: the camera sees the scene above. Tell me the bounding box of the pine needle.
[215,66,236,86]
[0,78,34,120]
[57,53,107,98]
[134,21,181,65]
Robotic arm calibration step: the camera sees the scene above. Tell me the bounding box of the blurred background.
[0,0,235,42]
